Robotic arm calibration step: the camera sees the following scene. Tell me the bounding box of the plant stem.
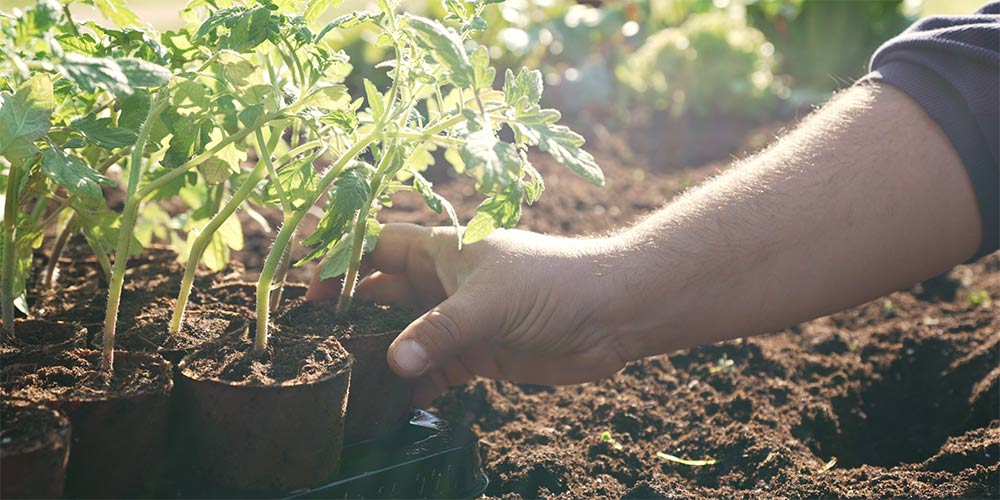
[75,213,112,283]
[2,160,21,334]
[62,4,80,36]
[169,159,268,335]
[254,132,379,354]
[335,209,369,316]
[268,244,292,310]
[255,129,292,214]
[100,96,168,372]
[42,214,77,288]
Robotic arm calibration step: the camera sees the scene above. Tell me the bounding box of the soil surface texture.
[2,349,172,402]
[0,400,68,453]
[180,327,350,386]
[377,148,1000,499]
[275,298,414,340]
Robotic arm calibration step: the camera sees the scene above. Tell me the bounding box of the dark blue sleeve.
[863,2,999,260]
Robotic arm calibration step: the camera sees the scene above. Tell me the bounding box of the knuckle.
[417,309,465,352]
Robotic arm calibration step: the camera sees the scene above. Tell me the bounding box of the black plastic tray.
[285,410,488,499]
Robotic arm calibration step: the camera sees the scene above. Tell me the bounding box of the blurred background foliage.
[2,0,986,128]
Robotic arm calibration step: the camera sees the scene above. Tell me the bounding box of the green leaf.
[116,58,172,87]
[459,130,520,192]
[317,218,380,279]
[118,90,151,131]
[227,6,273,52]
[0,75,54,161]
[70,116,138,149]
[298,165,372,264]
[40,148,114,206]
[413,172,461,245]
[516,122,604,186]
[195,6,247,40]
[217,50,257,89]
[470,46,495,90]
[363,79,384,119]
[60,54,132,95]
[406,15,474,88]
[295,83,350,111]
[315,12,380,42]
[201,213,243,272]
[92,0,141,28]
[462,183,523,244]
[504,68,542,107]
[461,211,496,245]
[238,104,264,128]
[304,0,344,22]
[171,79,212,116]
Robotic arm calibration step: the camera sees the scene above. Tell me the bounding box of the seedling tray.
[285,410,488,499]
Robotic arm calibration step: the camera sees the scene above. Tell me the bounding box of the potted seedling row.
[1,0,603,496]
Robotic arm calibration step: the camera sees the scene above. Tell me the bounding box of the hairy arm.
[308,83,983,403]
[604,83,981,360]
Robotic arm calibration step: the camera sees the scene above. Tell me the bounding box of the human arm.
[308,83,983,405]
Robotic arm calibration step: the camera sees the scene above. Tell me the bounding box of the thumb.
[387,289,497,378]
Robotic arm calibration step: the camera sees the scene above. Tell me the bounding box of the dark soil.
[369,148,1000,499]
[0,399,68,453]
[29,242,241,334]
[275,298,413,340]
[94,301,240,363]
[179,326,350,386]
[1,348,172,402]
[0,319,85,361]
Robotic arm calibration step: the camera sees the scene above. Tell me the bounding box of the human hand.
[306,223,633,405]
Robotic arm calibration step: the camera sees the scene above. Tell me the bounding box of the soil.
[0,399,68,453]
[1,348,172,402]
[0,319,85,362]
[367,148,1000,498]
[29,241,242,335]
[93,301,240,363]
[179,325,350,386]
[275,298,414,340]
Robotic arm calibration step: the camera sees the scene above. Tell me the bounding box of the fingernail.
[392,340,430,376]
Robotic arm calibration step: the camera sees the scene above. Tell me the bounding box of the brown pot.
[175,334,353,496]
[0,400,71,499]
[0,319,86,363]
[3,349,173,498]
[341,330,413,442]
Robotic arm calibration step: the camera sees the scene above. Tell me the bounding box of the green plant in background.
[745,0,914,92]
[617,11,776,118]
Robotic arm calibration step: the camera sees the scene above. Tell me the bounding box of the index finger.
[367,223,432,274]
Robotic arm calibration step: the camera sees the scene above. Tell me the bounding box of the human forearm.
[599,84,982,360]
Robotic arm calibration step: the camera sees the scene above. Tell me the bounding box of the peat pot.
[0,399,72,499]
[3,349,173,498]
[175,334,353,496]
[341,330,413,442]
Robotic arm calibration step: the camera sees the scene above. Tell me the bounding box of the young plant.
[165,0,354,335]
[246,0,606,353]
[1,0,164,339]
